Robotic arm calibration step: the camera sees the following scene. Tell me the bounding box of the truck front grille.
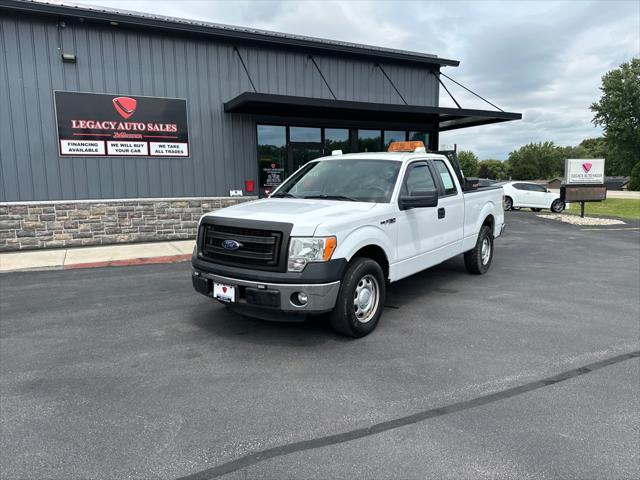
[202,223,283,268]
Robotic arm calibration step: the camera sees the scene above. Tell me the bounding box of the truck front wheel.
[330,258,386,338]
[464,225,494,274]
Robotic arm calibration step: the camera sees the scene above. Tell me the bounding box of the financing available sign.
[54,91,189,157]
[564,158,605,184]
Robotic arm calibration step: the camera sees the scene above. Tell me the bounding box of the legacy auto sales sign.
[54,91,189,157]
[564,158,605,184]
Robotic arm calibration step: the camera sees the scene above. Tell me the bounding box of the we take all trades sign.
[54,91,189,158]
[564,158,605,184]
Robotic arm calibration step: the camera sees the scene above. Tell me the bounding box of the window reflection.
[257,125,433,197]
[324,128,350,153]
[257,125,286,195]
[408,131,429,146]
[290,126,321,142]
[383,130,406,150]
[358,130,381,152]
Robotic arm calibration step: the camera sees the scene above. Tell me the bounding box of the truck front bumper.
[192,270,341,320]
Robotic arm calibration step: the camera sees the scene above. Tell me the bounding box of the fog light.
[290,291,308,307]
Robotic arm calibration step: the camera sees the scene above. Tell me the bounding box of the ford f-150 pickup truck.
[192,142,505,337]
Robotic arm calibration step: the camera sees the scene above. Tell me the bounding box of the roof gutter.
[0,0,460,68]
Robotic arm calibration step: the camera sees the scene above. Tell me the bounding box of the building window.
[290,126,321,143]
[257,125,287,195]
[383,130,407,150]
[358,129,382,152]
[257,125,434,197]
[324,128,350,153]
[408,131,429,146]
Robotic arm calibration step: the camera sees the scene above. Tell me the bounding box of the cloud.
[78,0,639,159]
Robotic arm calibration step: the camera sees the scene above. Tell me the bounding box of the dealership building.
[0,0,520,251]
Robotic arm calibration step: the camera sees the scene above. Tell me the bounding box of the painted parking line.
[176,351,640,480]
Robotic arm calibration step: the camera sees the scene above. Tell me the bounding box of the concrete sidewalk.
[0,240,194,273]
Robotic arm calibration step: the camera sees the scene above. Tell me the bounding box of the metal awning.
[224,92,521,131]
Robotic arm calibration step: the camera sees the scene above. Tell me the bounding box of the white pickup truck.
[192,144,505,337]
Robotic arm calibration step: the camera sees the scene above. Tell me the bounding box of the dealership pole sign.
[561,158,607,216]
[564,158,605,184]
[54,91,189,157]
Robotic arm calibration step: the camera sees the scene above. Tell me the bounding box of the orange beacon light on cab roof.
[387,140,426,152]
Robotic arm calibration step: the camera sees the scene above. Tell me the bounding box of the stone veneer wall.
[0,197,255,252]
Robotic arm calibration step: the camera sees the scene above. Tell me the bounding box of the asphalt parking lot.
[1,212,639,480]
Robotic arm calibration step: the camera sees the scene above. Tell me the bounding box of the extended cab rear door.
[429,158,465,258]
[394,161,443,279]
[394,159,467,280]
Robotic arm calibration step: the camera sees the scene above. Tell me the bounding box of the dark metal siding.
[0,12,439,201]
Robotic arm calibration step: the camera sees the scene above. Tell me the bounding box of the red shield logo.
[582,162,593,173]
[112,97,137,119]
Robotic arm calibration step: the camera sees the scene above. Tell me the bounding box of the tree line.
[456,59,639,190]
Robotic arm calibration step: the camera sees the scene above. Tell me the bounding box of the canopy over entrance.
[224,92,522,132]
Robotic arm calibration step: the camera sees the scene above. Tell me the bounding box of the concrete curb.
[64,254,192,270]
[0,240,194,274]
[0,254,191,273]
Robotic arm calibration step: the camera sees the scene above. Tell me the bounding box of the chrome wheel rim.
[481,237,491,265]
[504,198,512,210]
[553,201,564,213]
[353,274,379,323]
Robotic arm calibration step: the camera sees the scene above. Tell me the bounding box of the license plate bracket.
[213,282,236,303]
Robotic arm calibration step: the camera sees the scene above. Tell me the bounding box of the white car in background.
[501,181,566,213]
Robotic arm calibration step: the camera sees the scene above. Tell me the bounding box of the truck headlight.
[287,236,337,272]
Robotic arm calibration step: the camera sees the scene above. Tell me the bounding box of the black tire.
[503,196,513,211]
[464,225,494,275]
[329,257,386,338]
[551,199,565,213]
[531,208,542,212]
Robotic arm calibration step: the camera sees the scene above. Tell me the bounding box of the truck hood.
[204,198,377,236]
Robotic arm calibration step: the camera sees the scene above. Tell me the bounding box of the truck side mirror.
[399,189,439,210]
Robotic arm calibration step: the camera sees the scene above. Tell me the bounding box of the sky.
[77,0,639,160]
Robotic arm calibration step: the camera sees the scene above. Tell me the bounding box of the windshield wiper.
[270,192,299,198]
[304,194,358,202]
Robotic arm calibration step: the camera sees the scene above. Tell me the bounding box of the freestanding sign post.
[561,159,606,217]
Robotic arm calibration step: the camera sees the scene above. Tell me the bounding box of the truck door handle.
[438,207,445,219]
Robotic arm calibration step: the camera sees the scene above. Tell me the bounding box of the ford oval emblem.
[222,239,242,251]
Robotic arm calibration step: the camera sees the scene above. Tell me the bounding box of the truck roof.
[313,151,447,163]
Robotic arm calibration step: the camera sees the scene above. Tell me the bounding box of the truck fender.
[463,201,497,251]
[476,202,497,235]
[333,225,394,269]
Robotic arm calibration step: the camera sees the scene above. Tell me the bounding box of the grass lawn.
[566,198,640,219]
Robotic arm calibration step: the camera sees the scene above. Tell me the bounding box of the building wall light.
[61,53,77,63]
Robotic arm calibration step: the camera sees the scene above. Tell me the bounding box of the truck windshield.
[272,160,401,203]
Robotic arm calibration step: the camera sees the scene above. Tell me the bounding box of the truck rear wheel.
[329,257,386,338]
[464,225,494,275]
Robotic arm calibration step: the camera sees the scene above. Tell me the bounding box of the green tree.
[579,137,606,157]
[478,159,509,180]
[457,150,480,177]
[591,58,640,189]
[508,141,562,180]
